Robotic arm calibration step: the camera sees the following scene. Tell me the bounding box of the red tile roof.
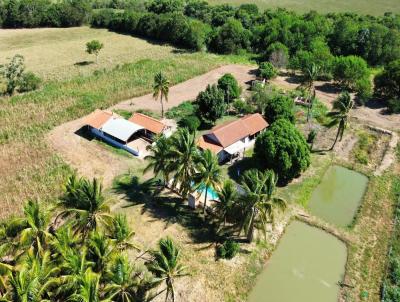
[129,113,166,134]
[197,136,224,154]
[208,114,268,148]
[84,109,113,129]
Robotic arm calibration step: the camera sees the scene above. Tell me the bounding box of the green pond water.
[249,221,347,302]
[308,165,369,227]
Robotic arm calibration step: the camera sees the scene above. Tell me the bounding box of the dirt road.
[112,64,256,112]
[271,75,400,131]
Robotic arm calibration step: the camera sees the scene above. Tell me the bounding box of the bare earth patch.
[112,64,256,112]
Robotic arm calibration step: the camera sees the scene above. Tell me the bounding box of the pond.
[249,221,347,302]
[307,165,369,227]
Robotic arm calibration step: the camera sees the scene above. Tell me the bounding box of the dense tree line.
[91,1,400,67]
[0,0,91,28]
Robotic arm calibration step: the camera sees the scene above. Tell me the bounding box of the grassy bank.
[0,52,250,218]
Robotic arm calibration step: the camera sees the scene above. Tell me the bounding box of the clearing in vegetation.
[0,27,179,80]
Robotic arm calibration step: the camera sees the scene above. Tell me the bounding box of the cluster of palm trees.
[0,175,186,302]
[145,129,287,242]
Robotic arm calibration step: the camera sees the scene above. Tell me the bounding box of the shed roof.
[84,109,113,129]
[101,118,143,142]
[129,113,166,134]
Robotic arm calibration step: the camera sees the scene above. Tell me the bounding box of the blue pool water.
[195,184,219,200]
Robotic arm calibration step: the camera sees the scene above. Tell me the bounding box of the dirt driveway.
[112,64,256,112]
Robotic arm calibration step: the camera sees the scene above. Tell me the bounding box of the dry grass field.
[0,27,179,80]
[208,0,400,15]
[0,27,249,218]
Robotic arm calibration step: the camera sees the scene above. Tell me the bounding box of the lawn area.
[0,27,180,80]
[0,33,249,218]
[208,0,400,15]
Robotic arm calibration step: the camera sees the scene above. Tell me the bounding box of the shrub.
[179,115,201,132]
[146,0,184,14]
[17,72,41,93]
[258,62,278,80]
[374,60,400,104]
[332,55,370,90]
[233,99,253,114]
[165,101,197,119]
[264,94,295,124]
[217,73,240,103]
[254,119,311,182]
[388,99,400,113]
[216,239,240,259]
[195,84,226,124]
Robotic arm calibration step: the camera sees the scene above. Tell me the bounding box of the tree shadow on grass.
[74,60,94,66]
[112,174,218,244]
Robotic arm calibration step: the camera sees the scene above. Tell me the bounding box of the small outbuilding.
[128,113,170,140]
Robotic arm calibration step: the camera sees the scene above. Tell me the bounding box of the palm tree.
[153,72,169,118]
[328,91,354,151]
[302,63,320,122]
[144,135,171,187]
[167,128,199,200]
[193,150,221,218]
[105,255,155,302]
[148,238,187,302]
[87,231,115,274]
[8,250,59,302]
[108,214,138,252]
[14,200,52,255]
[214,180,237,228]
[239,169,286,242]
[54,247,93,299]
[68,268,109,302]
[57,176,112,239]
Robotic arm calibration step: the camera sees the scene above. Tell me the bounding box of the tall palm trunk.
[330,124,342,151]
[160,94,164,118]
[246,209,256,243]
[203,188,208,218]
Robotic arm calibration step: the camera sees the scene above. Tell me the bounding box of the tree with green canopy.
[254,119,310,182]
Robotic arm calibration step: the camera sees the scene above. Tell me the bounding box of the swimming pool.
[195,183,219,200]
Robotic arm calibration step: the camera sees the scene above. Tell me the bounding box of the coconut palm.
[153,72,169,118]
[7,250,59,302]
[14,200,52,255]
[144,135,172,186]
[239,169,286,242]
[193,150,221,218]
[105,255,155,302]
[148,238,187,302]
[87,231,115,274]
[68,268,109,302]
[54,247,93,299]
[108,214,138,252]
[57,176,112,239]
[214,180,237,228]
[167,128,199,199]
[328,91,354,150]
[302,63,320,122]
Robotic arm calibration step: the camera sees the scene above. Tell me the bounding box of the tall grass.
[0,52,250,218]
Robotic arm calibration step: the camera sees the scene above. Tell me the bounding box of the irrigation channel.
[249,165,368,302]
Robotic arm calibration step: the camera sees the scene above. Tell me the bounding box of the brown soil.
[47,116,139,187]
[271,75,400,131]
[112,64,256,112]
